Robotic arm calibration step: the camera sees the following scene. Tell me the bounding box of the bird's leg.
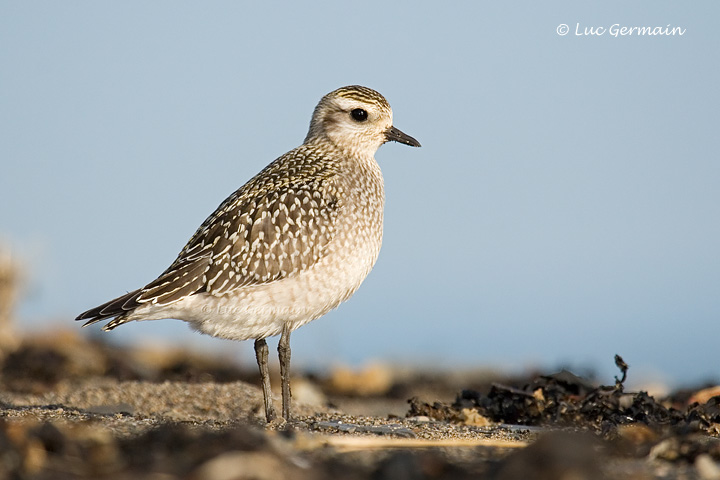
[254,338,276,422]
[278,324,292,421]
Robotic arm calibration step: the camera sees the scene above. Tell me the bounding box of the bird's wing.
[76,288,143,326]
[135,156,341,305]
[137,182,340,305]
[77,149,341,325]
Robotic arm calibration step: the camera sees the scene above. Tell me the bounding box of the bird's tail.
[75,288,142,330]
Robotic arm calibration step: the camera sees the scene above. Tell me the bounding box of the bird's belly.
[137,239,381,341]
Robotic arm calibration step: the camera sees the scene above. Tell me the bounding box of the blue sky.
[2,2,718,386]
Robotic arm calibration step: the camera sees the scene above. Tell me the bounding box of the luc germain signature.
[556,23,686,37]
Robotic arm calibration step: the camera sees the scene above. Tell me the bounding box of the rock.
[328,363,393,396]
[190,451,309,480]
[696,454,720,480]
[690,386,720,406]
[493,432,605,480]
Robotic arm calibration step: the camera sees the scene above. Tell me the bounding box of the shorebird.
[77,85,420,422]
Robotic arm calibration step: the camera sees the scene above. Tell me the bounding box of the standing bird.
[76,85,420,422]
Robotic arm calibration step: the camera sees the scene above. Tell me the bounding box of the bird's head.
[305,85,420,157]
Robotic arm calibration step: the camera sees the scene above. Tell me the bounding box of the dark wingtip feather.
[75,289,142,327]
[81,317,102,328]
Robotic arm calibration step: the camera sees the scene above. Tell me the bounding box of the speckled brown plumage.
[77,85,420,421]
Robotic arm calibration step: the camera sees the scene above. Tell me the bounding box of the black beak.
[385,126,421,147]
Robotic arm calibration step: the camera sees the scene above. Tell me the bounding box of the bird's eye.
[351,108,368,122]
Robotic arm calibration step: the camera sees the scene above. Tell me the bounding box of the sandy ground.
[0,331,719,479]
